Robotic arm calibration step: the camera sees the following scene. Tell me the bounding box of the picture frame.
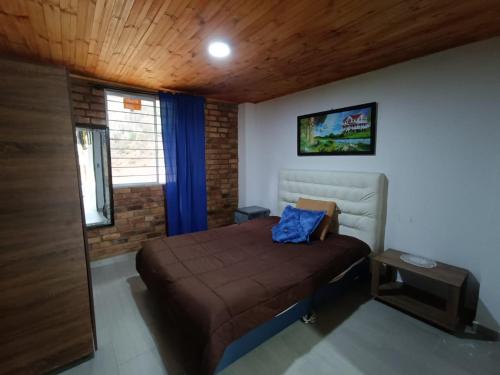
[297,102,377,156]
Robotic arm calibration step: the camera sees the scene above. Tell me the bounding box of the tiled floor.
[61,252,500,375]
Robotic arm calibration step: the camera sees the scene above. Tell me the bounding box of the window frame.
[104,89,165,188]
[75,123,115,229]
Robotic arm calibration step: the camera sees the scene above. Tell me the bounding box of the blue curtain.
[159,92,207,236]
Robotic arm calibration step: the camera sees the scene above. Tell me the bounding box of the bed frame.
[215,169,387,372]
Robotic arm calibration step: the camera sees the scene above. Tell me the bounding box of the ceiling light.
[208,41,231,58]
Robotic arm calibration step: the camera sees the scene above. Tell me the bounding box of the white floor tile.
[57,251,500,375]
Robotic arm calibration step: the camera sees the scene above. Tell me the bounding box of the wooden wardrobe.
[0,58,95,374]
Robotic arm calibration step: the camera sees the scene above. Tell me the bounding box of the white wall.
[238,37,500,331]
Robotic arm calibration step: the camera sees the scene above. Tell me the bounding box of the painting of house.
[298,102,377,155]
[342,113,370,133]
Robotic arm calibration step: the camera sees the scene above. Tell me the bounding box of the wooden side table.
[371,249,468,332]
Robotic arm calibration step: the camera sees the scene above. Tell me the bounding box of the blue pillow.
[272,205,326,243]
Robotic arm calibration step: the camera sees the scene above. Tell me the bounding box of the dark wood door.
[0,58,95,375]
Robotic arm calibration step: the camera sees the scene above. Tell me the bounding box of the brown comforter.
[136,216,370,374]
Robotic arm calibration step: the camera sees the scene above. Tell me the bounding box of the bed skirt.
[215,257,370,373]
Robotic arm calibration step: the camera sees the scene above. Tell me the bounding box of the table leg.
[371,259,380,297]
[446,285,460,331]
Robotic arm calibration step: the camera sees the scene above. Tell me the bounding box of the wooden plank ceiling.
[0,0,499,103]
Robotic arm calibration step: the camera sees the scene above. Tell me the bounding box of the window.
[75,126,114,228]
[105,90,165,186]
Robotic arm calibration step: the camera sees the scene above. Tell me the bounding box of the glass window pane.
[105,90,164,186]
[75,127,114,228]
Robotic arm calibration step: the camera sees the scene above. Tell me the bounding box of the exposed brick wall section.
[69,79,238,259]
[205,99,238,228]
[70,78,107,126]
[69,78,166,260]
[86,186,165,260]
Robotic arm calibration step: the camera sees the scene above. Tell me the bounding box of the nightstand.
[371,249,468,332]
[234,206,270,224]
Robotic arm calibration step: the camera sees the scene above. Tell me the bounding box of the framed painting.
[297,102,377,156]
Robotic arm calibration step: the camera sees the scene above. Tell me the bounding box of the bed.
[136,169,387,374]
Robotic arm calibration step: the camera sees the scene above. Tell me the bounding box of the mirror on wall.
[75,126,114,228]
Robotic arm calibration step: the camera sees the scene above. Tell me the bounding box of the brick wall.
[86,186,165,260]
[70,79,238,260]
[205,99,239,228]
[70,79,166,260]
[70,78,107,126]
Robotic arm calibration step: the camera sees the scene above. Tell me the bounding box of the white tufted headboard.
[278,169,387,253]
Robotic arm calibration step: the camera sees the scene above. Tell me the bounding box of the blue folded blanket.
[272,205,326,243]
